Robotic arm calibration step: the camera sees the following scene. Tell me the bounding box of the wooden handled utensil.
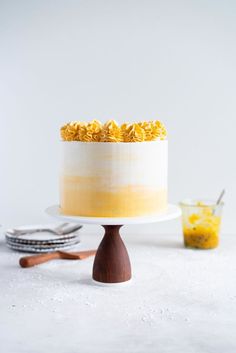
[19,250,96,268]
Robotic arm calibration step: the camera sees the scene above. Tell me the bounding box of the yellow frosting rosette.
[60,119,167,142]
[138,121,153,141]
[150,120,167,140]
[122,123,146,142]
[100,120,122,142]
[79,120,102,142]
[60,122,80,141]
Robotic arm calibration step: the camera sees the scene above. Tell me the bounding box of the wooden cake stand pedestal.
[46,205,181,284]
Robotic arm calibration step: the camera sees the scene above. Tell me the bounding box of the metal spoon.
[213,189,225,215]
[216,189,225,205]
[9,223,82,236]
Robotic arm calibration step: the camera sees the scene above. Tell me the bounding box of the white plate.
[46,204,181,225]
[5,232,80,245]
[5,223,82,243]
[6,238,81,253]
[6,235,80,247]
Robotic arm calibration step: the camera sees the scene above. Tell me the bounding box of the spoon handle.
[216,189,225,205]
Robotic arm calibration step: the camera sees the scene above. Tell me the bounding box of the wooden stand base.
[92,225,132,283]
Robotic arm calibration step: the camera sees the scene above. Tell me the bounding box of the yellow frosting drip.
[60,119,167,142]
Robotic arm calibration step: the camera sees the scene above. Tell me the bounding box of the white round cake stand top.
[45,204,181,225]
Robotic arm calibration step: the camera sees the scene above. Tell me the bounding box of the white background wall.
[0,0,235,234]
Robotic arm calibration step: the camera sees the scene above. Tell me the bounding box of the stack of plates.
[5,224,82,253]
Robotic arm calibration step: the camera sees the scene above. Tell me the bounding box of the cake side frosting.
[60,141,168,217]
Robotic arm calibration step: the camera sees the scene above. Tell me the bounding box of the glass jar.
[179,199,224,249]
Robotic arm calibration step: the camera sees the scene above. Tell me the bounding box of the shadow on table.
[78,277,100,287]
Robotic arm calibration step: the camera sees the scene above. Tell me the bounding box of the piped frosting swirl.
[61,119,167,142]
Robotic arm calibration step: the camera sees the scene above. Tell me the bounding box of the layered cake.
[60,120,168,217]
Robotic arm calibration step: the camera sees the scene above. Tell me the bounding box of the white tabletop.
[0,227,235,353]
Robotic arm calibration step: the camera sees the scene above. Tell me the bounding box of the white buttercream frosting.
[61,141,167,191]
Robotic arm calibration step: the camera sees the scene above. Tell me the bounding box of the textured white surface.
[0,227,236,353]
[61,141,168,189]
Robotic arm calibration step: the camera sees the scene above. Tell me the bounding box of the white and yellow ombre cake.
[60,120,168,217]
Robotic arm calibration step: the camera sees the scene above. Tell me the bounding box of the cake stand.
[46,205,181,284]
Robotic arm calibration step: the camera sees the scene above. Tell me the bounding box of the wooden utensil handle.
[19,253,60,268]
[57,250,97,259]
[77,250,97,259]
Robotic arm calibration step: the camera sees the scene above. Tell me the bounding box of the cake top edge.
[60,119,167,143]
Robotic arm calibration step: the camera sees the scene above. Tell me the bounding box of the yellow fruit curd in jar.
[183,203,221,249]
